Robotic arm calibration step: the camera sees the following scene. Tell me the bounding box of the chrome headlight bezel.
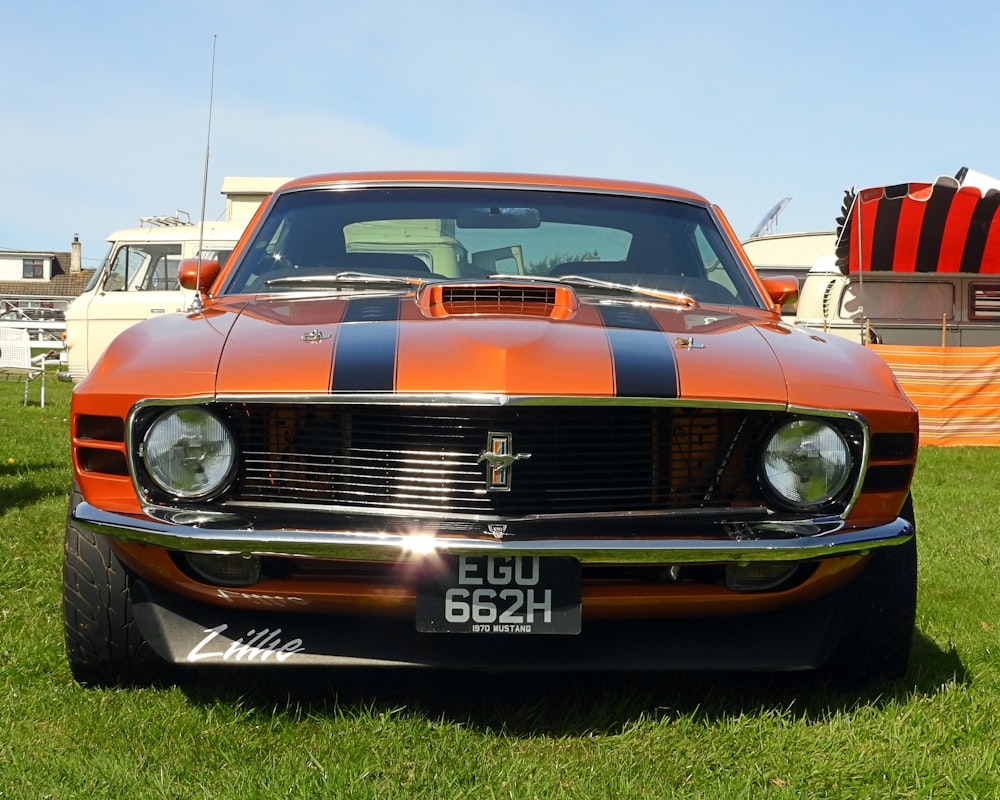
[758,417,856,512]
[135,405,238,501]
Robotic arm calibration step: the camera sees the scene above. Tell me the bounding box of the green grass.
[1,376,998,798]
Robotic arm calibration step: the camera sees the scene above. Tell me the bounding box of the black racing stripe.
[961,193,1000,273]
[597,305,678,398]
[342,295,403,323]
[868,189,904,271]
[331,297,401,392]
[914,183,957,273]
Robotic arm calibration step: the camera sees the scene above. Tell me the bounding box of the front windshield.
[222,187,761,307]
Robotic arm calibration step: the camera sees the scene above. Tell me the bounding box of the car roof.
[273,171,710,205]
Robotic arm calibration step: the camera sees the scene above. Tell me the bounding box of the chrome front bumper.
[72,501,913,565]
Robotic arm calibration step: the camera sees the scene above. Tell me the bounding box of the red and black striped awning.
[834,176,1000,274]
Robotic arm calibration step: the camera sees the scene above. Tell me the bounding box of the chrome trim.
[478,431,531,491]
[130,394,872,423]
[73,501,911,565]
[300,329,331,343]
[220,501,772,523]
[129,392,857,410]
[126,396,236,506]
[759,410,869,514]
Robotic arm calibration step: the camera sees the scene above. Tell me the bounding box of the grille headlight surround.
[760,418,852,510]
[140,407,237,500]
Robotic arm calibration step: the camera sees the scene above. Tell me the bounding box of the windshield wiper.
[265,271,427,288]
[491,273,699,307]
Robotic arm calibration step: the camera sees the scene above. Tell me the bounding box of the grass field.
[1,376,997,798]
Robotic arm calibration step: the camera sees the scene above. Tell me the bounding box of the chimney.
[71,234,82,273]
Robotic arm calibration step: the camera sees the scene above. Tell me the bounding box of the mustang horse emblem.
[478,432,531,491]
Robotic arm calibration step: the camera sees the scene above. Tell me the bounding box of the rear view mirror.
[178,258,221,294]
[761,275,799,309]
[456,207,540,229]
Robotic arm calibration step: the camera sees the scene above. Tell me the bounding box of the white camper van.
[741,231,836,314]
[58,177,286,382]
[741,230,836,284]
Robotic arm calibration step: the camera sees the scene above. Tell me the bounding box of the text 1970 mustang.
[63,172,918,686]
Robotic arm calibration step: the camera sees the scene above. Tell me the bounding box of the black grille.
[218,404,782,517]
[440,285,557,316]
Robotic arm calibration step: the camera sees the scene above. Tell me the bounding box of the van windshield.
[94,243,234,293]
[98,244,182,292]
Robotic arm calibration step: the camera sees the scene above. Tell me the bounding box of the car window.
[223,187,762,307]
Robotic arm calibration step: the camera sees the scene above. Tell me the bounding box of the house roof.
[0,251,95,299]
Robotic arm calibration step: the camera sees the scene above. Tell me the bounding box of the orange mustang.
[63,172,918,686]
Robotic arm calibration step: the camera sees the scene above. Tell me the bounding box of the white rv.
[741,230,836,284]
[58,177,287,382]
[741,231,836,315]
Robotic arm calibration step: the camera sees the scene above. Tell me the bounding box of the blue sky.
[3,0,999,268]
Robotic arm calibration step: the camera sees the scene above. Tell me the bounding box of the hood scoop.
[418,282,578,319]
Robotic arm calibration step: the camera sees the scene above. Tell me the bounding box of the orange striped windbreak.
[871,344,1000,446]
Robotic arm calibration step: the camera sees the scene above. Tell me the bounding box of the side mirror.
[760,275,799,310]
[178,258,221,294]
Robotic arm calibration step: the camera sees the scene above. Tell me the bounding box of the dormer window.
[21,258,45,279]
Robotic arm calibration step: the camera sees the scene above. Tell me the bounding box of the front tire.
[824,495,917,684]
[62,486,170,687]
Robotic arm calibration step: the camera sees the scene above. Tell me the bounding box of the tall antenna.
[192,34,217,312]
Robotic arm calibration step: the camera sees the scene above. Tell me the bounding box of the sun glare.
[401,533,439,557]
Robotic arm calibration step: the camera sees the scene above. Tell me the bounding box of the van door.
[78,243,194,373]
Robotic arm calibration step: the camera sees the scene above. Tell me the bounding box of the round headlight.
[760,418,852,509]
[141,407,236,499]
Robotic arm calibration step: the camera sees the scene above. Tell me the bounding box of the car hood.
[84,287,910,416]
[158,290,896,410]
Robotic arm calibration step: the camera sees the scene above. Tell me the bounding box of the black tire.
[824,495,917,684]
[62,486,170,687]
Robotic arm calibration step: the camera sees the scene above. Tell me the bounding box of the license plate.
[416,555,581,635]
